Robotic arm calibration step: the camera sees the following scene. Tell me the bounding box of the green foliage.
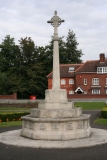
[101,107,107,119]
[65,30,83,63]
[0,29,83,99]
[0,112,29,122]
[0,72,9,94]
[45,30,83,64]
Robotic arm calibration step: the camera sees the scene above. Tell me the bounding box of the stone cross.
[47,11,65,89]
[47,11,64,40]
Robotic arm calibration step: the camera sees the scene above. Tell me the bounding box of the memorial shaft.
[47,11,64,89]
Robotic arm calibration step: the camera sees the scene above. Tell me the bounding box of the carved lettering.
[30,123,34,130]
[66,122,73,130]
[77,121,84,129]
[51,123,59,131]
[38,123,46,130]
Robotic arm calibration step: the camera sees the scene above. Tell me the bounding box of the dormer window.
[97,67,107,74]
[69,67,74,72]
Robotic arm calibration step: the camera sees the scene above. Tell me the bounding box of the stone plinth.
[21,114,91,140]
[21,90,91,140]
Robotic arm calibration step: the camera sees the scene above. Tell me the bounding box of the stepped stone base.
[21,114,91,140]
[21,89,91,140]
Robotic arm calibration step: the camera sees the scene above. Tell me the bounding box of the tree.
[0,29,83,98]
[65,30,83,63]
[0,72,9,94]
[45,29,83,65]
[0,35,17,72]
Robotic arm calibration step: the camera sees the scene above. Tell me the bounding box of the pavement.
[1,110,107,160]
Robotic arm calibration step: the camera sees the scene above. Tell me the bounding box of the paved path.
[0,110,107,160]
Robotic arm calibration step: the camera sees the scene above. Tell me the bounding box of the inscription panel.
[24,122,29,129]
[51,123,59,131]
[30,123,34,130]
[38,123,46,131]
[77,121,84,129]
[66,122,73,130]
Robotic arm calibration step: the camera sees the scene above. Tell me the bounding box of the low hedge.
[0,112,29,122]
[101,107,107,119]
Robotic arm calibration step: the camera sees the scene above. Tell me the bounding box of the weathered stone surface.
[21,114,91,140]
[30,107,82,118]
[45,89,67,103]
[38,101,74,110]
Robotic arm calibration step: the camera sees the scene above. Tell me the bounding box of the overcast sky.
[0,0,107,62]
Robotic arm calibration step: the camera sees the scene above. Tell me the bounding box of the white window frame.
[106,89,107,94]
[69,79,74,84]
[92,78,99,85]
[61,79,66,85]
[97,67,107,74]
[69,90,74,94]
[69,67,74,72]
[84,78,87,85]
[92,89,100,94]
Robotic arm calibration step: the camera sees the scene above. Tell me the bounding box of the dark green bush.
[101,107,107,119]
[0,112,29,122]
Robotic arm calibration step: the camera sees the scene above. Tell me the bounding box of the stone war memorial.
[21,11,91,140]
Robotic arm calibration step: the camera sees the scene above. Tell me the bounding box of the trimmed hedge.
[0,102,38,108]
[0,112,29,122]
[101,107,107,119]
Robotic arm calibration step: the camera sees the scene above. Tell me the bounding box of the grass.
[74,102,105,110]
[94,118,107,125]
[0,121,22,128]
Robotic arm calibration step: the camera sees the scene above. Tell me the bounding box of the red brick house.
[47,53,107,99]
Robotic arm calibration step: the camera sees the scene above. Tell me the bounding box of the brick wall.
[67,94,107,99]
[0,93,17,100]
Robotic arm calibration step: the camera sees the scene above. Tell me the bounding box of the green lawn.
[94,118,107,125]
[74,102,105,110]
[0,121,22,128]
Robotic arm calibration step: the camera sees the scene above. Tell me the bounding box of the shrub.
[0,112,29,122]
[101,107,107,119]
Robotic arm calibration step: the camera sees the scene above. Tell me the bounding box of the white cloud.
[0,0,107,61]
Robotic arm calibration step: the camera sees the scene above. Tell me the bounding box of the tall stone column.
[47,11,64,89]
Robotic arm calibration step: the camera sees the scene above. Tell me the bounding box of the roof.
[47,64,82,78]
[76,60,107,73]
[47,54,107,78]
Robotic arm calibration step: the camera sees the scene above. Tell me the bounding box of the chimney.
[99,53,105,62]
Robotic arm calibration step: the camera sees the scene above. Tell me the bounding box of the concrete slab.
[0,128,107,148]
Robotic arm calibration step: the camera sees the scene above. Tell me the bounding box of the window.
[92,78,99,85]
[61,79,66,85]
[97,67,107,74]
[106,89,107,94]
[92,89,100,94]
[69,67,74,72]
[69,90,74,94]
[84,78,87,85]
[69,79,74,84]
